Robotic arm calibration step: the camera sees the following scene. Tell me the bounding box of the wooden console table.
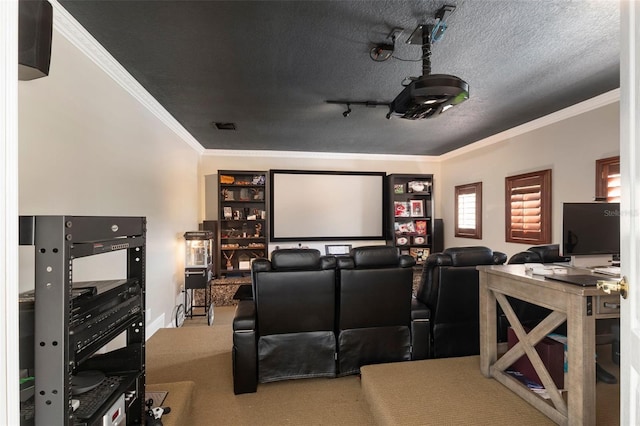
[477,265,620,426]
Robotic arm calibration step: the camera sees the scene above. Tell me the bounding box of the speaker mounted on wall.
[19,0,53,81]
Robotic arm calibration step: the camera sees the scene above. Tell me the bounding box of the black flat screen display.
[562,202,620,256]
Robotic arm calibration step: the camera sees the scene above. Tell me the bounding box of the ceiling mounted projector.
[389,74,468,119]
[388,7,469,120]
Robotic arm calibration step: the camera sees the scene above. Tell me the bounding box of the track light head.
[343,104,352,117]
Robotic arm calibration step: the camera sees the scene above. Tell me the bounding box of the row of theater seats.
[232,244,565,394]
[232,246,428,394]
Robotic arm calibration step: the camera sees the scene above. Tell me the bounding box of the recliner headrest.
[443,246,501,266]
[528,244,569,263]
[270,249,335,270]
[351,246,400,268]
[508,251,542,264]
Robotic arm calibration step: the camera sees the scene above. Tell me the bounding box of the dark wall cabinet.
[217,171,268,277]
[19,215,146,426]
[386,174,434,264]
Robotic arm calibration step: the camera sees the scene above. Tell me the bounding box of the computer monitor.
[562,202,620,267]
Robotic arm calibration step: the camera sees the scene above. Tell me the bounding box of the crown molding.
[49,0,204,155]
[202,149,438,162]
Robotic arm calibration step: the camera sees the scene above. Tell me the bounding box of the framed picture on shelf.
[396,236,410,246]
[325,244,352,255]
[407,180,432,194]
[410,199,424,217]
[414,220,427,235]
[396,221,415,233]
[223,206,233,219]
[394,184,405,194]
[413,236,426,245]
[394,201,410,217]
[410,247,430,264]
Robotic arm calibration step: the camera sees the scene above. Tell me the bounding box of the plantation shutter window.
[455,182,482,239]
[505,170,551,244]
[596,156,620,202]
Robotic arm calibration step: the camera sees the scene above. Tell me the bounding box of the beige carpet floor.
[146,306,374,425]
[146,306,620,425]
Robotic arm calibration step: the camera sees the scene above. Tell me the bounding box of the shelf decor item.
[410,199,424,217]
[394,201,410,217]
[252,175,266,185]
[394,183,405,194]
[410,247,430,264]
[396,236,409,245]
[413,236,426,245]
[414,220,427,235]
[223,251,234,270]
[239,188,250,200]
[396,221,415,234]
[407,180,431,194]
[238,253,251,270]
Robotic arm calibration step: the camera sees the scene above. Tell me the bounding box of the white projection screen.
[270,170,385,241]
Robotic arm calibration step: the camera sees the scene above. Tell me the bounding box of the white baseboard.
[146,313,166,340]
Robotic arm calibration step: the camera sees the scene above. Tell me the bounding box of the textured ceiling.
[58,0,620,156]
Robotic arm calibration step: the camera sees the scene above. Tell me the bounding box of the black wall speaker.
[433,218,444,253]
[18,0,53,81]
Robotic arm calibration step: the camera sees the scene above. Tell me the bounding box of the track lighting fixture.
[326,100,390,117]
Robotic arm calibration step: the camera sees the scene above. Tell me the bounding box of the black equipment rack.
[19,216,146,426]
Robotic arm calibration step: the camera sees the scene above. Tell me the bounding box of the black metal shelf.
[19,215,146,426]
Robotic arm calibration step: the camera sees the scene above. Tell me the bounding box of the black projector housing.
[389,74,469,120]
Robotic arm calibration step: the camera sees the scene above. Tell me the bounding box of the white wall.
[440,101,620,259]
[18,29,200,334]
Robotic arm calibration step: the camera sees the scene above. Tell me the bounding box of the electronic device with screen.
[562,202,620,268]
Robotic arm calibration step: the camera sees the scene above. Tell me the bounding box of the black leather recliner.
[232,249,337,394]
[336,246,429,375]
[508,244,570,265]
[415,246,507,358]
[501,244,570,341]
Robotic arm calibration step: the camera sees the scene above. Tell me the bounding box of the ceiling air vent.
[212,122,237,130]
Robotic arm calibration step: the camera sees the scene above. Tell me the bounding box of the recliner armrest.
[233,300,256,332]
[232,300,258,394]
[336,256,354,269]
[411,297,431,321]
[410,297,431,359]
